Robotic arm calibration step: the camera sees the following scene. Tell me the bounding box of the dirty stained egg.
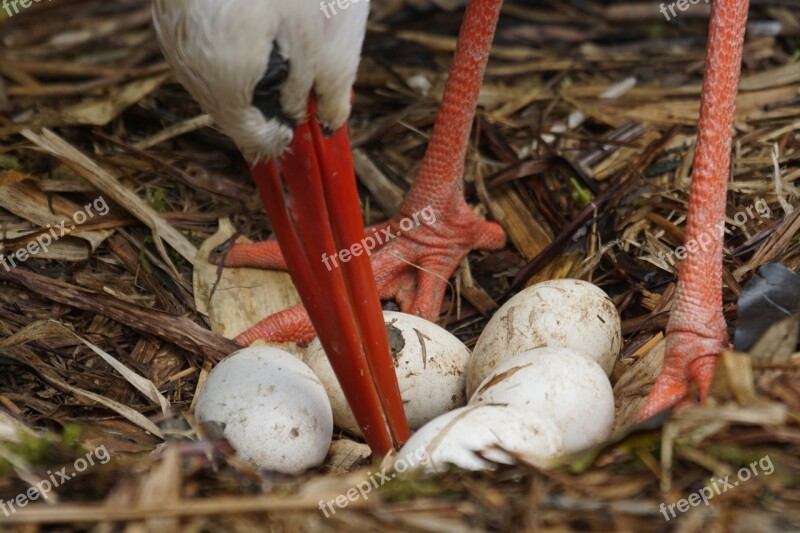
[466,278,621,397]
[195,347,332,474]
[394,404,564,473]
[304,311,471,435]
[470,347,614,452]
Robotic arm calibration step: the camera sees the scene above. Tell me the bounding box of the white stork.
[152,0,751,454]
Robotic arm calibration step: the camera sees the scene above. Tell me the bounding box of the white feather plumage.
[152,0,370,161]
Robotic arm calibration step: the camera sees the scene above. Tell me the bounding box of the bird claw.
[216,203,505,345]
[637,331,722,421]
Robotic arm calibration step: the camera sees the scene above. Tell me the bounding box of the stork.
[152,0,750,455]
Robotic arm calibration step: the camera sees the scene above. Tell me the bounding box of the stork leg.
[639,0,750,419]
[219,0,507,345]
[222,0,749,422]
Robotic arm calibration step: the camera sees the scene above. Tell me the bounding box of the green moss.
[0,155,23,171]
[381,469,458,501]
[0,426,93,474]
[565,432,661,474]
[145,188,167,213]
[138,236,154,274]
[61,424,83,449]
[14,431,53,464]
[0,454,11,476]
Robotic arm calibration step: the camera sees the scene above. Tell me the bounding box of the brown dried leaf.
[193,219,304,355]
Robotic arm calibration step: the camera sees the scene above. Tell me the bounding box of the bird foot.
[637,330,725,421]
[215,199,506,346]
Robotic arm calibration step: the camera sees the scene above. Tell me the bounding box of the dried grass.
[0,1,799,530]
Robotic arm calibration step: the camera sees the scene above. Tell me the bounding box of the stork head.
[152,0,369,161]
[153,0,410,456]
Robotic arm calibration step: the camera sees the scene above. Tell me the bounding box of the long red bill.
[248,97,409,455]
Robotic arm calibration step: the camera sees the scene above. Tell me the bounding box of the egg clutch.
[194,279,622,473]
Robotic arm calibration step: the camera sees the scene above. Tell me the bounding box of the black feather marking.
[252,42,296,129]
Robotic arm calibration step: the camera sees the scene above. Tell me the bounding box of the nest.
[0,0,798,530]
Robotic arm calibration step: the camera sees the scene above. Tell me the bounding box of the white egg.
[304,311,471,436]
[195,347,333,474]
[394,404,564,473]
[466,278,621,396]
[470,347,614,452]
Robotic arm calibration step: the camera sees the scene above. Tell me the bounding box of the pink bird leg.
[639,0,750,419]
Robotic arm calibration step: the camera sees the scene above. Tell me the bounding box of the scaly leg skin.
[219,0,507,347]
[638,0,749,420]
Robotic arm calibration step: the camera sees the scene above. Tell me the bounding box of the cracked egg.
[304,311,471,436]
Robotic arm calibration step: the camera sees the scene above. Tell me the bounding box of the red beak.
[249,97,409,454]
